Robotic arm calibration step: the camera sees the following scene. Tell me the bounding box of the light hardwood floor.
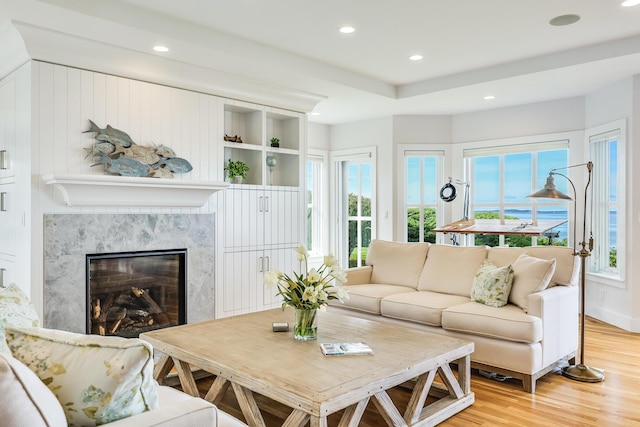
[193,317,640,426]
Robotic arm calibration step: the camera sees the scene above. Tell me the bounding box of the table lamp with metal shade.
[527,161,604,383]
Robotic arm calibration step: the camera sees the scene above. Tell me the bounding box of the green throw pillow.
[0,283,40,355]
[470,259,514,308]
[5,326,158,426]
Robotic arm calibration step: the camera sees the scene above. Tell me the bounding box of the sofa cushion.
[442,302,543,344]
[418,244,488,296]
[509,253,556,312]
[0,283,40,355]
[337,284,416,314]
[366,239,430,289]
[470,260,514,308]
[381,291,470,326]
[6,326,159,427]
[0,351,67,427]
[487,246,577,287]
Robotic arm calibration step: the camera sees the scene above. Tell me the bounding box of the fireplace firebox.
[86,249,186,338]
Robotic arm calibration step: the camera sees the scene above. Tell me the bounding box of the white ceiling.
[3,0,640,124]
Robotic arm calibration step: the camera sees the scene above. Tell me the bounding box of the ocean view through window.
[464,143,570,247]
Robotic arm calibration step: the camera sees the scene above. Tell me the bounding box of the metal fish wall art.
[84,120,193,178]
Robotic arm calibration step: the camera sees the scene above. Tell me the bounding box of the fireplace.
[87,249,186,338]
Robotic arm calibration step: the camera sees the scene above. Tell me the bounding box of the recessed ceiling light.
[409,54,423,61]
[153,45,169,53]
[483,95,496,100]
[621,0,640,6]
[309,112,320,116]
[339,26,355,34]
[549,14,580,26]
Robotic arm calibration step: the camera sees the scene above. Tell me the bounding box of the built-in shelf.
[42,174,229,208]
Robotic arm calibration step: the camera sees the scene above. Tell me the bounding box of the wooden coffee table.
[141,309,474,427]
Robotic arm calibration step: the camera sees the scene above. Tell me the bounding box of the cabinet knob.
[0,192,6,212]
[0,268,5,287]
[0,150,7,170]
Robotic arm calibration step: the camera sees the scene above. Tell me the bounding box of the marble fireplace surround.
[43,213,216,333]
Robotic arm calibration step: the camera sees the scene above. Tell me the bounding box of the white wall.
[308,122,330,150]
[330,117,394,248]
[452,97,585,143]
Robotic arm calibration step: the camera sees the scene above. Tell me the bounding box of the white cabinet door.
[220,250,262,317]
[218,246,297,318]
[262,247,296,309]
[263,188,301,248]
[0,182,16,258]
[0,78,16,179]
[0,258,15,288]
[223,188,263,250]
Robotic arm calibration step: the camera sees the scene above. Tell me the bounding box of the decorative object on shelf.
[264,244,349,340]
[270,137,280,148]
[224,159,250,184]
[266,155,277,172]
[527,161,604,383]
[224,134,243,143]
[83,120,193,178]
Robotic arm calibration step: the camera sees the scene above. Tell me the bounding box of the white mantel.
[42,174,229,208]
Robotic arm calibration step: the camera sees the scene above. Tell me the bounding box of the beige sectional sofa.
[329,239,580,393]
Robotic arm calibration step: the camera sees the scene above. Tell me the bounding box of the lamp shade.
[527,175,573,200]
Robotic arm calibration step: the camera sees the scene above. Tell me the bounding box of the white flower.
[330,268,348,284]
[323,254,338,267]
[307,268,320,284]
[302,286,318,303]
[294,244,308,261]
[336,286,350,301]
[263,270,280,287]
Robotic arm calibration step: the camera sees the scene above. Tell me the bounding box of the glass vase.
[294,308,317,340]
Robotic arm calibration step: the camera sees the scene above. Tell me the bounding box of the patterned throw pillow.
[0,283,40,355]
[5,327,159,427]
[470,259,514,308]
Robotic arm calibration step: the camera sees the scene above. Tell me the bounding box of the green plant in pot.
[224,159,250,184]
[270,137,280,148]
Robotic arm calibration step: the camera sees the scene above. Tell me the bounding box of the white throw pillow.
[510,253,556,312]
[470,259,514,308]
[0,283,40,355]
[367,239,430,289]
[0,351,67,427]
[6,326,159,426]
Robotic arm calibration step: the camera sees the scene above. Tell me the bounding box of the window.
[404,151,443,243]
[306,150,327,256]
[465,141,569,247]
[588,120,625,280]
[332,148,375,268]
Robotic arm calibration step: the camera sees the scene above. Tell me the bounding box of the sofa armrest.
[527,285,579,367]
[345,266,373,285]
[105,392,248,426]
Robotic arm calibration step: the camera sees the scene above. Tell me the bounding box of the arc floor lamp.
[527,161,605,383]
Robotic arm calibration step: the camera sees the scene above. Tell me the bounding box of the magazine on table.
[320,342,374,356]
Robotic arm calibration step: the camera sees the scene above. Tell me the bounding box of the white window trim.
[307,149,328,261]
[453,131,582,247]
[585,119,626,288]
[397,144,448,243]
[329,146,376,267]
